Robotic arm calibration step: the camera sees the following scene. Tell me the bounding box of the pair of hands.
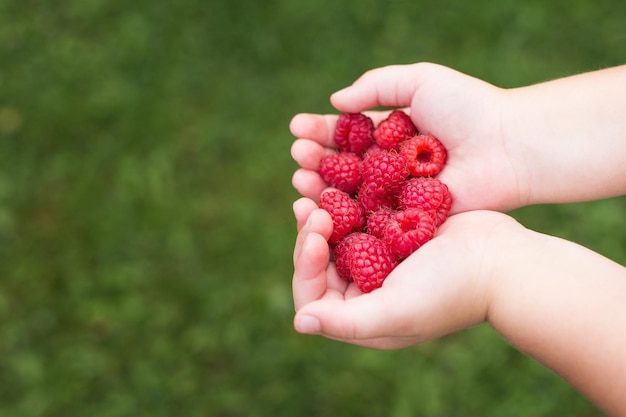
[290,63,532,349]
[289,63,626,415]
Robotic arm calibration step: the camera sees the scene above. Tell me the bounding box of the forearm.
[504,65,626,205]
[488,230,626,416]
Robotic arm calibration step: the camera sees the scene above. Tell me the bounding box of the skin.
[291,63,626,209]
[290,63,626,416]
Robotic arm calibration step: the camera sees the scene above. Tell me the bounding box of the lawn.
[0,0,625,415]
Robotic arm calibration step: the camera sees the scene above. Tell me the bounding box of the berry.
[363,143,384,159]
[401,135,447,177]
[319,152,363,194]
[399,177,452,226]
[361,150,410,195]
[384,209,436,259]
[333,233,357,280]
[366,208,396,239]
[314,107,454,285]
[334,113,375,155]
[433,186,453,226]
[357,183,399,213]
[374,110,418,150]
[345,233,398,293]
[319,190,365,245]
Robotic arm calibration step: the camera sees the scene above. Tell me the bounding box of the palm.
[290,62,524,214]
[407,66,514,212]
[292,200,520,349]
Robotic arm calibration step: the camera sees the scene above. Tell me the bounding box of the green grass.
[0,0,625,415]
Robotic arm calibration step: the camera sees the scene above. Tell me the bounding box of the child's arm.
[503,64,626,204]
[292,206,626,416]
[489,226,626,416]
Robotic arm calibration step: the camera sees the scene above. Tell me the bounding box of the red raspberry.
[433,186,453,227]
[401,135,447,177]
[333,233,357,280]
[366,208,396,239]
[362,143,384,159]
[345,233,398,293]
[319,190,365,245]
[315,109,454,286]
[357,183,399,213]
[319,152,363,194]
[384,208,436,259]
[334,113,375,155]
[361,150,410,195]
[374,110,418,150]
[399,177,452,226]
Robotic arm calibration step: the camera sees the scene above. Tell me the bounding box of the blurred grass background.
[0,0,625,415]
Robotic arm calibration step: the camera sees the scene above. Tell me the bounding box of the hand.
[290,64,626,414]
[291,63,626,210]
[292,197,525,350]
[290,62,530,214]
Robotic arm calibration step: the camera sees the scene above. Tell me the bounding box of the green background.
[1,0,625,415]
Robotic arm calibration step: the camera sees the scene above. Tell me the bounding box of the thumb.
[330,63,436,113]
[293,284,420,341]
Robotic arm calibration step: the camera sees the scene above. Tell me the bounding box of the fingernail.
[295,315,321,334]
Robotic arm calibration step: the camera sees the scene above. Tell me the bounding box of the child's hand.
[292,198,626,416]
[290,64,626,414]
[292,197,525,350]
[290,63,528,214]
[291,63,626,211]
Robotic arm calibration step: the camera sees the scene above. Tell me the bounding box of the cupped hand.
[290,62,529,214]
[292,198,526,350]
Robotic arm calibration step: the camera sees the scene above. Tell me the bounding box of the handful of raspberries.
[317,110,452,293]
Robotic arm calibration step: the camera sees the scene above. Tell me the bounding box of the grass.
[0,0,625,415]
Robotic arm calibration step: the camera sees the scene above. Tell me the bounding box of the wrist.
[481,215,539,324]
[432,211,532,330]
[499,66,626,206]
[497,88,536,209]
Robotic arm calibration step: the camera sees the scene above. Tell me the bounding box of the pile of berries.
[317,110,452,293]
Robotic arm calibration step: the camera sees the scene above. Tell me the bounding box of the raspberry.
[313,108,454,285]
[319,190,365,245]
[366,208,396,239]
[374,110,418,151]
[433,186,453,227]
[361,150,410,195]
[401,135,447,177]
[319,152,363,194]
[334,113,375,155]
[399,177,452,226]
[384,208,436,259]
[357,184,399,213]
[345,233,398,293]
[362,143,384,159]
[333,233,357,280]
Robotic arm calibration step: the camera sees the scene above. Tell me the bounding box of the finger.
[289,111,397,150]
[292,209,334,312]
[326,262,351,294]
[293,197,318,232]
[322,333,417,350]
[292,169,328,201]
[292,208,333,261]
[289,113,338,148]
[292,232,331,312]
[292,208,348,312]
[294,285,415,340]
[293,208,331,266]
[290,138,335,171]
[331,64,423,113]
